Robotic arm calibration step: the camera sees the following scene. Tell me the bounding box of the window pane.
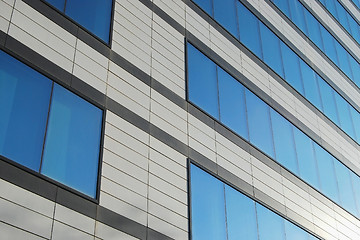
[289,0,307,34]
[41,84,102,197]
[273,0,290,16]
[65,0,112,43]
[218,68,248,140]
[238,2,262,58]
[349,56,360,87]
[305,11,324,51]
[193,0,213,16]
[293,129,320,190]
[225,185,257,240]
[350,173,360,218]
[320,27,339,65]
[246,90,275,158]
[349,107,360,143]
[318,77,340,126]
[281,42,304,94]
[214,0,238,37]
[325,0,338,19]
[257,203,286,240]
[300,61,322,111]
[45,0,66,11]
[334,160,358,215]
[260,22,284,78]
[334,93,355,139]
[271,109,299,175]
[284,220,308,240]
[0,51,52,171]
[334,1,350,31]
[348,19,360,44]
[313,144,340,204]
[334,42,353,80]
[190,164,227,240]
[187,44,219,119]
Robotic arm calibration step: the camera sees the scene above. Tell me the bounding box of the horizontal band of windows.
[0,49,103,199]
[350,0,360,10]
[187,42,360,219]
[190,163,320,240]
[192,0,360,147]
[43,0,113,44]
[316,0,360,44]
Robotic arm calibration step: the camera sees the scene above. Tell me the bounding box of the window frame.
[0,48,106,203]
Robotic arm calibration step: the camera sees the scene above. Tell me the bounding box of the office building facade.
[0,0,360,239]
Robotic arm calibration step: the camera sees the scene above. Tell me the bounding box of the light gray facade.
[0,0,360,239]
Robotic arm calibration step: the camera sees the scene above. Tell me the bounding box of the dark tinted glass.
[246,89,275,158]
[191,164,227,240]
[281,42,304,94]
[187,44,219,119]
[65,0,112,43]
[238,2,262,58]
[0,51,52,171]
[214,0,238,37]
[225,185,257,240]
[257,203,286,240]
[271,110,299,175]
[293,129,320,190]
[41,84,102,197]
[260,22,284,78]
[218,68,249,140]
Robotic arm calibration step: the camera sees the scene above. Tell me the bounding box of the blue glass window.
[334,93,355,139]
[305,11,324,51]
[260,22,284,78]
[350,174,360,217]
[318,78,340,126]
[320,26,339,65]
[45,0,112,43]
[334,1,350,31]
[334,43,353,80]
[350,107,360,142]
[218,68,248,140]
[273,0,290,16]
[246,90,275,158]
[300,61,323,111]
[0,51,52,171]
[193,0,213,15]
[284,220,309,240]
[41,84,103,197]
[0,50,103,198]
[334,160,358,215]
[190,164,227,240]
[257,203,286,240]
[187,44,219,119]
[238,2,262,58]
[289,0,307,34]
[214,0,238,38]
[281,42,304,95]
[293,129,320,190]
[313,144,340,204]
[271,110,299,175]
[225,185,257,240]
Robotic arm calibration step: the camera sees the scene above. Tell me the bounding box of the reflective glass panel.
[271,109,299,175]
[45,0,65,11]
[300,61,322,111]
[187,44,219,119]
[284,220,309,240]
[281,42,304,94]
[334,43,353,80]
[225,185,257,240]
[260,22,284,78]
[313,144,340,204]
[334,93,355,139]
[218,68,248,140]
[334,160,358,215]
[350,173,360,217]
[193,0,213,15]
[273,0,290,16]
[257,203,286,240]
[214,0,238,37]
[0,51,52,171]
[318,78,340,126]
[320,27,339,65]
[305,11,324,51]
[293,129,320,190]
[41,84,102,197]
[65,0,112,43]
[191,164,227,240]
[289,0,307,34]
[238,2,262,58]
[246,89,275,158]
